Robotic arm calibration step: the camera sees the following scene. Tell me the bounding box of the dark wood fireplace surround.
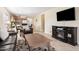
[52,26,77,46]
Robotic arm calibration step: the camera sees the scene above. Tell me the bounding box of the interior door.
[41,14,45,32]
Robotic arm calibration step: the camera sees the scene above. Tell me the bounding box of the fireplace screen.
[57,28,65,39]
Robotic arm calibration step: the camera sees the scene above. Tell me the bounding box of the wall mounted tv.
[57,7,75,21]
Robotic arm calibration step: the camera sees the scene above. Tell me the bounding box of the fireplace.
[52,26,77,46]
[55,27,67,42]
[57,28,65,39]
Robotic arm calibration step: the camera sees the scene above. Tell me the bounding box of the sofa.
[0,26,17,51]
[22,24,33,34]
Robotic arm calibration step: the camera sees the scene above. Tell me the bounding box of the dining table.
[24,33,50,51]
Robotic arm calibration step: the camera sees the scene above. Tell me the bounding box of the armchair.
[22,24,33,34]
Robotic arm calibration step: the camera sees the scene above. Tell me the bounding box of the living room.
[0,7,79,51]
[0,0,79,59]
[33,7,79,50]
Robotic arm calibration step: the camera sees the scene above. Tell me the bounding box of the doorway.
[41,14,45,32]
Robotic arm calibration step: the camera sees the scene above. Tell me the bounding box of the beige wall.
[33,15,41,32]
[33,7,79,44]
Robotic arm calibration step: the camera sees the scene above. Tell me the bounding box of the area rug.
[15,39,55,51]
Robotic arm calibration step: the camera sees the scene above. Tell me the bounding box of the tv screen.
[57,7,75,21]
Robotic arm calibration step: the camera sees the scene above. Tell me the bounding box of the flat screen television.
[57,7,75,21]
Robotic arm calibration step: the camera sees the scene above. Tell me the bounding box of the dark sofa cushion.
[0,37,3,42]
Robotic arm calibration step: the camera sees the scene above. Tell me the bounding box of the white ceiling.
[6,7,52,17]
